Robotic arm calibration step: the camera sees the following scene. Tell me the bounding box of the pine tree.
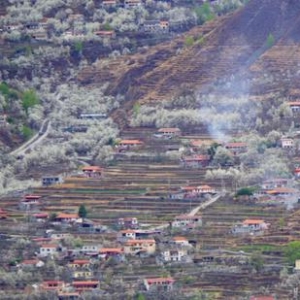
[78,204,87,219]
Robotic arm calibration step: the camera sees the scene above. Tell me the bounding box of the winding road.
[10,119,51,157]
[150,193,224,231]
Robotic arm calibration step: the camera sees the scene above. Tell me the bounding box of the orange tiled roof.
[21,259,40,265]
[41,244,57,249]
[119,139,143,145]
[56,213,78,219]
[243,219,265,225]
[181,186,197,191]
[266,187,297,194]
[173,236,188,241]
[99,248,123,254]
[33,213,48,218]
[71,260,90,265]
[288,101,300,106]
[82,166,101,172]
[146,277,175,284]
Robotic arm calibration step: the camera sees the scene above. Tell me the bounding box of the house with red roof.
[31,212,48,222]
[99,248,124,260]
[19,259,44,269]
[225,142,247,155]
[172,236,190,247]
[119,229,137,240]
[41,280,65,291]
[39,243,60,257]
[68,259,90,269]
[288,101,300,112]
[82,166,102,178]
[143,277,175,291]
[72,280,100,292]
[117,139,144,152]
[181,185,216,195]
[55,213,78,223]
[99,248,123,255]
[180,155,210,168]
[261,178,290,190]
[19,194,41,210]
[190,139,216,151]
[266,187,297,196]
[232,219,269,235]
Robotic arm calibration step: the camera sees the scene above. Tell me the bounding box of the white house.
[161,249,187,262]
[172,215,202,229]
[172,236,191,247]
[81,244,101,255]
[39,244,59,257]
[144,277,175,291]
[280,137,294,149]
[118,229,137,240]
[50,232,71,240]
[153,128,181,139]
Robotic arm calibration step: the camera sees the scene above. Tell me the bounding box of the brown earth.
[77,0,300,128]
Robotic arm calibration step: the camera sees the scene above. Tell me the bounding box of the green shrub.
[185,36,194,47]
[236,187,255,196]
[74,41,83,53]
[21,126,33,140]
[195,3,215,25]
[22,89,39,115]
[285,241,300,265]
[266,33,275,48]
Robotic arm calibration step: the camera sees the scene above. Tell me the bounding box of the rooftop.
[158,127,180,132]
[243,219,265,225]
[145,277,175,284]
[99,248,123,254]
[82,166,101,172]
[119,139,143,145]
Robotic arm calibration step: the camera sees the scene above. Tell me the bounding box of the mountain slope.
[78,0,300,127]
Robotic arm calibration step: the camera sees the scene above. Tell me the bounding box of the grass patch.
[236,244,285,253]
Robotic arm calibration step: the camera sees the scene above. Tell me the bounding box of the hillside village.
[2,0,300,299]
